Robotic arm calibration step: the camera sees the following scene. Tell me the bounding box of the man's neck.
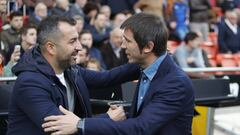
[42,53,64,74]
[141,54,158,69]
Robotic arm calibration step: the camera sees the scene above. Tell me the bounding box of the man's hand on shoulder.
[42,105,80,135]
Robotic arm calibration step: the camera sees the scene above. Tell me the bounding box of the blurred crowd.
[1,0,240,77]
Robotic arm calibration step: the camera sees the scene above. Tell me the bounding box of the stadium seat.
[217,54,238,67]
[200,41,218,59]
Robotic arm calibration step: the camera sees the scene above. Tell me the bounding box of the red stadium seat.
[217,54,238,67]
[200,41,218,59]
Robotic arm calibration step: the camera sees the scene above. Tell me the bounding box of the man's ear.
[143,41,154,54]
[45,42,56,55]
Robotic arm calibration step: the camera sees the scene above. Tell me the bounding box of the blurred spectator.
[0,0,7,13]
[172,0,189,40]
[21,0,55,15]
[218,10,240,54]
[75,44,90,68]
[73,15,84,33]
[0,0,7,31]
[189,0,211,41]
[79,30,106,69]
[111,13,127,29]
[69,0,87,17]
[83,1,99,26]
[101,0,137,18]
[134,0,163,17]
[174,31,211,68]
[100,5,111,27]
[88,13,111,47]
[23,0,55,8]
[100,28,127,70]
[3,24,37,77]
[220,0,238,13]
[86,58,101,71]
[29,2,48,26]
[0,11,23,56]
[51,0,70,16]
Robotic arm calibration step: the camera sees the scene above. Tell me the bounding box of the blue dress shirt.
[137,52,167,110]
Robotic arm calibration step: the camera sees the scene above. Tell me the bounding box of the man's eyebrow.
[123,34,131,42]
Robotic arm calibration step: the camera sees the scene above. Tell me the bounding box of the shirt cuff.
[77,118,85,135]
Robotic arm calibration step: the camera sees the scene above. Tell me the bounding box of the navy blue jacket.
[83,54,195,135]
[7,47,140,135]
[218,21,240,53]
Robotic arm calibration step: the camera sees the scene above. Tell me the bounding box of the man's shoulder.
[16,71,51,84]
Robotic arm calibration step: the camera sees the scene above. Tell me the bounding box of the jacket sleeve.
[14,75,63,130]
[80,64,140,89]
[83,76,193,135]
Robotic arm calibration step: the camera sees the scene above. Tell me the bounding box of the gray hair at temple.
[37,15,76,49]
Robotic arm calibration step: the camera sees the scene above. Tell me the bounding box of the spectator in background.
[218,10,240,54]
[75,44,90,68]
[79,30,106,69]
[111,13,127,29]
[0,0,7,32]
[220,0,238,14]
[101,0,137,18]
[189,0,211,41]
[0,0,6,14]
[86,58,101,71]
[100,27,128,102]
[22,0,55,10]
[100,5,111,27]
[174,31,211,68]
[83,2,99,27]
[73,15,84,33]
[100,27,127,70]
[88,13,111,47]
[172,0,189,40]
[3,24,37,77]
[0,0,7,61]
[69,0,87,17]
[52,0,70,16]
[28,2,48,26]
[0,11,23,56]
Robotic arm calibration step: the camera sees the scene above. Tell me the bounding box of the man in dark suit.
[218,10,240,54]
[42,13,195,135]
[101,27,128,70]
[7,16,139,135]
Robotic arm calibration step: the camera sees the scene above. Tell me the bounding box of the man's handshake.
[42,105,126,135]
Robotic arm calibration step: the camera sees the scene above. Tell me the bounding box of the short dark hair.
[37,15,76,48]
[184,32,199,44]
[21,23,37,36]
[83,2,99,15]
[120,13,168,56]
[9,11,23,20]
[79,29,92,39]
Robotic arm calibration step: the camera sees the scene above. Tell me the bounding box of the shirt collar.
[143,52,167,81]
[110,41,121,52]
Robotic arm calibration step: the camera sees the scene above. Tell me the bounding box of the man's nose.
[121,42,126,49]
[75,40,82,51]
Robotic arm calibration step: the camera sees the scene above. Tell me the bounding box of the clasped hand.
[42,105,126,135]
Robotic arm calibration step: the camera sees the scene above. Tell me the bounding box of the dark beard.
[57,57,72,70]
